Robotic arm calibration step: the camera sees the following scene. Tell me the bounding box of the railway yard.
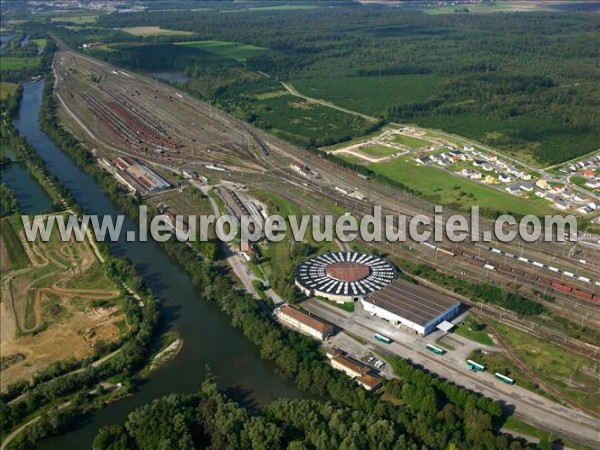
[51,41,600,446]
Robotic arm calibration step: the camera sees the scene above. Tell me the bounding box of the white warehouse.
[361,279,460,335]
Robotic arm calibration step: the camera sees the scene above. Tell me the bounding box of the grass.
[0,82,18,100]
[292,75,443,117]
[491,320,600,414]
[176,40,270,63]
[120,26,194,37]
[50,14,99,24]
[225,5,320,12]
[338,154,367,165]
[368,158,554,216]
[422,2,555,15]
[359,145,398,157]
[392,134,430,149]
[454,317,494,346]
[0,56,41,71]
[32,38,47,52]
[315,296,355,313]
[252,90,288,100]
[64,261,118,291]
[1,215,30,269]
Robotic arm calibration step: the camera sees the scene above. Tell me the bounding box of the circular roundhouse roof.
[295,252,396,299]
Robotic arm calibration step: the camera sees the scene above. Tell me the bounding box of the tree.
[93,425,130,450]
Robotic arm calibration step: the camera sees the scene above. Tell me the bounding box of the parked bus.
[374,334,392,344]
[466,360,485,372]
[426,344,445,355]
[494,372,514,385]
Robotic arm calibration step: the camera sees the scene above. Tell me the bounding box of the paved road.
[301,298,600,448]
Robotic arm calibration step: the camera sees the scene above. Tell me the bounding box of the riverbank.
[5,70,301,450]
[36,44,549,450]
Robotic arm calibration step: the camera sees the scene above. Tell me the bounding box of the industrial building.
[295,252,396,303]
[275,305,335,340]
[361,279,460,335]
[112,156,171,193]
[326,349,382,391]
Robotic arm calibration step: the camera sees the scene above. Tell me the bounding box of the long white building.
[361,279,460,335]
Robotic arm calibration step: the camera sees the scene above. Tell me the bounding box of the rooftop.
[331,354,369,376]
[278,305,334,334]
[364,279,460,326]
[296,252,396,297]
[326,262,371,282]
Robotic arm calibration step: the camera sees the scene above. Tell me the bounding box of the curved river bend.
[12,81,301,449]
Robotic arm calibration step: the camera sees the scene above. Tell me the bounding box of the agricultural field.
[0,56,41,71]
[0,214,125,390]
[175,40,270,63]
[120,26,194,37]
[292,75,443,117]
[225,4,321,13]
[0,82,18,100]
[368,158,554,216]
[50,14,100,24]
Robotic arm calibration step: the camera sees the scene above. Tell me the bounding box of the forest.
[73,6,600,165]
[88,377,552,450]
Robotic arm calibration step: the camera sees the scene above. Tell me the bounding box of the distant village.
[415,146,599,215]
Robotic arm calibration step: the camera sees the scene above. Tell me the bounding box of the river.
[12,81,301,449]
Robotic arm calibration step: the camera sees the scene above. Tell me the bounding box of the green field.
[492,321,599,414]
[0,82,18,100]
[50,14,99,24]
[392,134,430,148]
[32,38,47,52]
[225,4,320,13]
[292,75,443,117]
[1,215,30,270]
[0,56,41,71]
[175,40,270,63]
[359,145,398,157]
[369,158,553,216]
[120,26,194,37]
[422,2,554,15]
[454,317,494,346]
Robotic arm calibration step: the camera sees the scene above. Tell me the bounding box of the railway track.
[239,168,600,358]
[486,324,600,420]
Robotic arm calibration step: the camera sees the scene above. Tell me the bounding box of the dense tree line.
[5,35,559,450]
[87,7,599,164]
[33,42,538,450]
[90,377,537,450]
[0,182,19,216]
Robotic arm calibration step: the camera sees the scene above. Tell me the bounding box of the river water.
[11,81,301,449]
